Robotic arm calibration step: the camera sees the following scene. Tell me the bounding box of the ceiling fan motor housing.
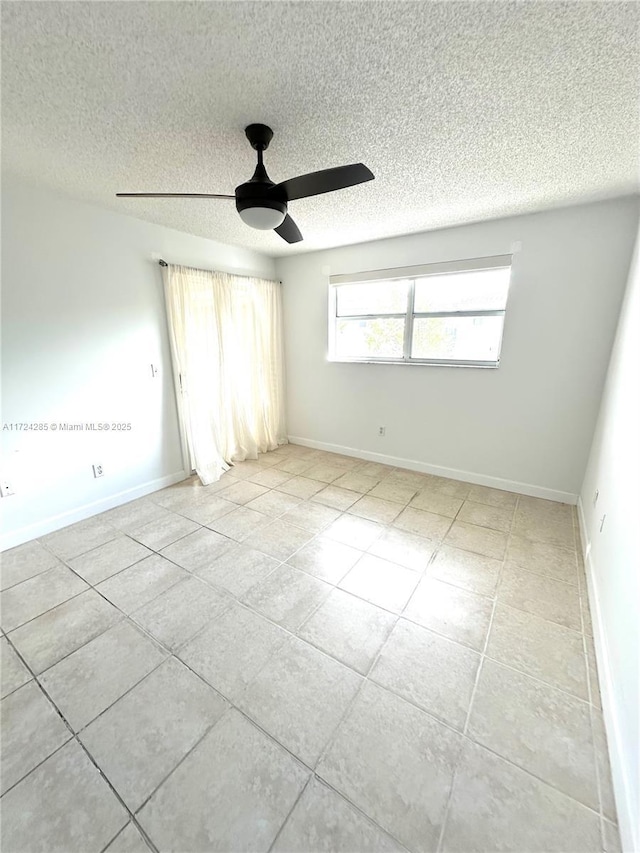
[235,180,286,217]
[235,131,287,229]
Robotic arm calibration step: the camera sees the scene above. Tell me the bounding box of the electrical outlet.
[1,480,15,497]
[593,489,599,507]
[378,426,386,436]
[92,464,104,478]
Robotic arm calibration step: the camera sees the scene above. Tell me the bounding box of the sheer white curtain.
[162,264,287,484]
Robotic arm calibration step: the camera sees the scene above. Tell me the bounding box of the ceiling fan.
[116,124,374,244]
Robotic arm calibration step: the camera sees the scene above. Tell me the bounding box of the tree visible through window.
[329,257,512,367]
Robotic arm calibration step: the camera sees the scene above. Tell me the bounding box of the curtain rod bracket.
[158,259,168,267]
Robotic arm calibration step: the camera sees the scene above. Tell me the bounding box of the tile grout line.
[1,587,89,635]
[77,551,339,810]
[454,734,605,819]
[5,495,590,713]
[152,524,586,707]
[10,633,604,853]
[123,704,241,819]
[304,675,607,849]
[304,776,414,853]
[6,584,314,851]
[322,513,451,686]
[301,673,416,853]
[0,725,72,799]
[7,573,189,681]
[57,570,381,813]
[21,512,248,649]
[6,493,592,710]
[0,630,162,853]
[98,822,141,853]
[265,776,313,853]
[433,493,590,844]
[228,493,602,844]
[117,672,413,853]
[4,552,243,792]
[47,512,453,852]
[435,494,516,853]
[133,560,611,826]
[3,456,603,852]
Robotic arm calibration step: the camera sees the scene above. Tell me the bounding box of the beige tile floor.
[0,444,621,853]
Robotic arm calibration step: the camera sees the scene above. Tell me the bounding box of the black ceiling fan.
[116,124,374,244]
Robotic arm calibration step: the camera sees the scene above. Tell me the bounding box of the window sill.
[327,357,500,369]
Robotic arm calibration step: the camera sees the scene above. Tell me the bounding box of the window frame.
[328,255,512,368]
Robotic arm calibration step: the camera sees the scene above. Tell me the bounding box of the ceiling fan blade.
[272,163,374,202]
[116,193,235,199]
[274,215,303,244]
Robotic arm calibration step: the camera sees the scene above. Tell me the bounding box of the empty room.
[1,2,638,852]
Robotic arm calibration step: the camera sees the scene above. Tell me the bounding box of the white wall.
[276,197,639,501]
[1,176,275,549]
[578,222,640,853]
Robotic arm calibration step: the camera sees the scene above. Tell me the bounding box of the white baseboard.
[288,436,578,504]
[577,497,637,853]
[0,469,190,552]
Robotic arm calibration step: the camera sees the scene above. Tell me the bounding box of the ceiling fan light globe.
[238,205,286,230]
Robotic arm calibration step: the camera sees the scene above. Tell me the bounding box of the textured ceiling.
[2,1,638,257]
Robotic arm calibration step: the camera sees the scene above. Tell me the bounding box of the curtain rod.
[157,258,281,284]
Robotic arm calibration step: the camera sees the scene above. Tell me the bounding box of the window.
[328,255,512,367]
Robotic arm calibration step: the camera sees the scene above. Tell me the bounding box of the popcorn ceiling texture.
[2,1,638,257]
